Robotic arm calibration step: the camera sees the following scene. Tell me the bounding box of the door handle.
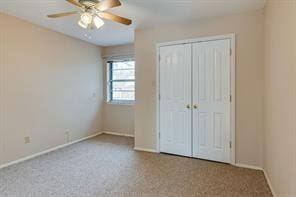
[186,104,191,109]
[193,104,198,109]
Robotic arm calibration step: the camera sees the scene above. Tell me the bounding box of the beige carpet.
[0,134,272,197]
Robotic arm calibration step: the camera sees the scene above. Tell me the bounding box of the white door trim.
[156,34,236,165]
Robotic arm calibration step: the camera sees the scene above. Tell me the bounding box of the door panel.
[192,39,231,163]
[159,44,192,157]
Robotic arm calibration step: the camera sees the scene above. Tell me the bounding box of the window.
[107,60,135,104]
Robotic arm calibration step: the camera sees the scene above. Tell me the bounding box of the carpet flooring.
[0,134,272,197]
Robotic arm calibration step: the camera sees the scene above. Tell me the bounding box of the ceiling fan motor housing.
[78,0,99,7]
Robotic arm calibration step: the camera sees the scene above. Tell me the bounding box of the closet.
[158,36,233,163]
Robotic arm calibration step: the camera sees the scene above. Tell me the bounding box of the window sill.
[106,101,135,106]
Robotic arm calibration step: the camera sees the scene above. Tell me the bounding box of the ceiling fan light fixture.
[48,0,132,30]
[93,16,104,29]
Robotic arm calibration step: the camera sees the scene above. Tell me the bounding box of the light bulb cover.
[80,12,92,25]
[78,20,88,29]
[93,16,104,29]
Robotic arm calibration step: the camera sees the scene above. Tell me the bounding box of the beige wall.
[135,9,264,167]
[0,14,103,165]
[101,44,135,136]
[264,1,296,196]
[102,44,134,59]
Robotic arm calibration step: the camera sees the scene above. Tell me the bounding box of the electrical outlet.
[24,136,30,144]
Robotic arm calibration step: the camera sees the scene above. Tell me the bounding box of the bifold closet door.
[192,39,231,163]
[159,44,192,157]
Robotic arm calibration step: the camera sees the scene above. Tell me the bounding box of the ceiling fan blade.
[98,12,132,25]
[95,0,121,11]
[47,11,79,18]
[66,0,83,7]
[98,12,131,25]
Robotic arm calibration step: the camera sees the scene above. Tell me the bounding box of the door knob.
[193,104,198,109]
[186,104,191,109]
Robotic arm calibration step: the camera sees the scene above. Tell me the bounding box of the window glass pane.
[112,69,135,80]
[112,61,134,70]
[108,60,135,102]
[112,81,135,92]
[112,91,135,101]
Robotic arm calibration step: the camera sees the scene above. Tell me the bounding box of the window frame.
[107,59,135,105]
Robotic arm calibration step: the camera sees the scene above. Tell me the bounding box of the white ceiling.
[0,0,266,46]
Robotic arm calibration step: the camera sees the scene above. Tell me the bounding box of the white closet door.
[192,39,231,163]
[159,44,192,157]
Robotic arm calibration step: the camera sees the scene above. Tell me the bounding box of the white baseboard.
[233,163,263,171]
[134,147,158,153]
[102,131,134,138]
[0,131,134,170]
[263,169,277,197]
[0,131,277,197]
[0,132,103,170]
[234,163,276,196]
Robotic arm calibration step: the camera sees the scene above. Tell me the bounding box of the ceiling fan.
[47,0,132,30]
